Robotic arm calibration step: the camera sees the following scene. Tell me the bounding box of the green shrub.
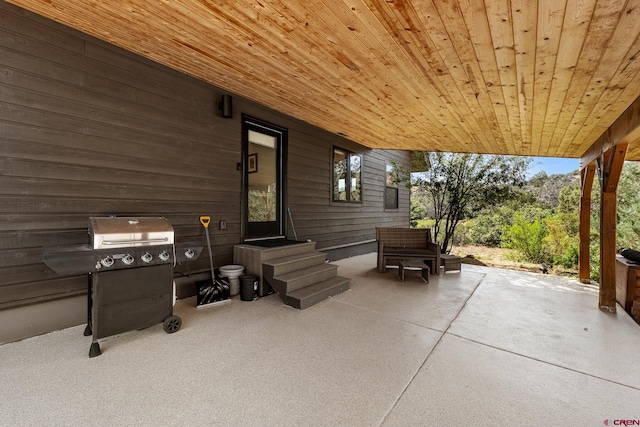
[468,207,515,247]
[452,221,473,246]
[589,241,600,283]
[503,213,550,263]
[544,213,579,269]
[412,219,435,229]
[410,201,426,228]
[555,243,579,269]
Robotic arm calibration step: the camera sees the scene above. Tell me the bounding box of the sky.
[526,157,579,177]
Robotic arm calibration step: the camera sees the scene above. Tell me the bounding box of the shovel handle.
[199,216,211,228]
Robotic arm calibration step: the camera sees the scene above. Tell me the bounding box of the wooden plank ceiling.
[6,0,640,160]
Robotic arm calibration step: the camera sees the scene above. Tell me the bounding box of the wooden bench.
[376,227,441,275]
[440,254,462,272]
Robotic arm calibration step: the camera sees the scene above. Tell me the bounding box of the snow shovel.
[199,216,215,282]
[195,216,231,308]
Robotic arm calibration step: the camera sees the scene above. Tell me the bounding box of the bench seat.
[376,227,441,275]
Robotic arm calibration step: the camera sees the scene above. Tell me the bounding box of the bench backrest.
[375,227,433,249]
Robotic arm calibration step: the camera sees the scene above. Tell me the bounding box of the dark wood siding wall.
[0,2,410,311]
[286,128,410,249]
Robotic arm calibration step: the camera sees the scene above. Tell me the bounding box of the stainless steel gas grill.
[44,216,202,357]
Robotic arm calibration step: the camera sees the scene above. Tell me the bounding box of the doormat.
[246,239,306,248]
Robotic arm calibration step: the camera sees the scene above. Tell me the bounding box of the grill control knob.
[141,252,153,263]
[184,249,195,259]
[159,251,170,262]
[100,256,114,268]
[122,254,135,265]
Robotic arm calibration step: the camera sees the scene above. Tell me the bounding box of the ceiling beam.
[580,95,640,170]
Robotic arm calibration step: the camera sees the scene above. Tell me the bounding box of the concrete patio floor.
[0,252,638,426]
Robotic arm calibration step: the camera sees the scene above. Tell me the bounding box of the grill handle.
[100,238,169,245]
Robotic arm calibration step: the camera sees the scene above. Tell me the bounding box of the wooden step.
[271,263,338,293]
[235,241,317,298]
[258,241,316,259]
[284,276,351,310]
[263,252,327,277]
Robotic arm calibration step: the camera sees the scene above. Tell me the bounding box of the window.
[333,147,362,203]
[385,163,398,209]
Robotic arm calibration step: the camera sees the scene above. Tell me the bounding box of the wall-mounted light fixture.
[219,94,233,119]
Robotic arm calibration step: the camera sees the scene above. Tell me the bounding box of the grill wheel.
[163,315,182,333]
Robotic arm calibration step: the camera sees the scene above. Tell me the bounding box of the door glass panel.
[333,147,362,203]
[248,130,277,223]
[350,154,362,202]
[333,148,348,201]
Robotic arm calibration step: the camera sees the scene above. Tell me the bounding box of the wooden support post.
[596,143,628,313]
[578,163,595,283]
[599,190,617,312]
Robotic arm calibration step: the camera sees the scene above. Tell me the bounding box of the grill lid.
[89,216,174,249]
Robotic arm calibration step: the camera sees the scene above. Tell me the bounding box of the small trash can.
[239,275,258,301]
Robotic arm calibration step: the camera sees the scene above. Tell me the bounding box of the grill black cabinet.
[88,263,174,345]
